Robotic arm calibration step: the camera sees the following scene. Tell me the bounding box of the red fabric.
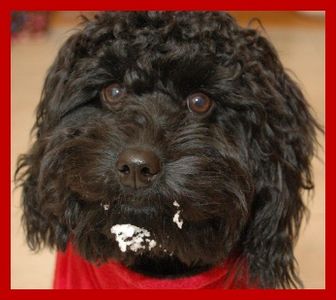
[53,243,251,289]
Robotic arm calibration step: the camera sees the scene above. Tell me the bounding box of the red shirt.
[53,243,252,289]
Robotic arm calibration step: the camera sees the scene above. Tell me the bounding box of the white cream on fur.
[173,201,183,229]
[111,224,157,252]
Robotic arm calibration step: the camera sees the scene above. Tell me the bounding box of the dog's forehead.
[91,12,236,76]
[99,51,219,94]
[63,12,245,102]
[95,41,226,98]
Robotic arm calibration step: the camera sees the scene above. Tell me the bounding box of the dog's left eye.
[187,93,213,114]
[101,83,126,106]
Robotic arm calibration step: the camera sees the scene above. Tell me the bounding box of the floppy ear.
[36,32,87,135]
[15,31,85,251]
[237,31,320,288]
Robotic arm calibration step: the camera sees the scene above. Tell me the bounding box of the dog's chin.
[106,214,231,278]
[127,254,213,278]
[105,230,214,278]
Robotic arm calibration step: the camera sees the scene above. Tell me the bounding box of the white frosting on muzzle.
[111,224,157,253]
[173,201,183,229]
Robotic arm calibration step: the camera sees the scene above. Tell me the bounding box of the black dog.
[16,11,319,288]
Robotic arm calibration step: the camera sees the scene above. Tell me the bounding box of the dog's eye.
[101,83,126,105]
[187,93,213,114]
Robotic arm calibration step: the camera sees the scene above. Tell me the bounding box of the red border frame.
[3,0,333,299]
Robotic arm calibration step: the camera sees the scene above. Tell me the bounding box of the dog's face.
[16,12,318,288]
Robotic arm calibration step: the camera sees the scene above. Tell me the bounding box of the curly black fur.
[15,11,320,288]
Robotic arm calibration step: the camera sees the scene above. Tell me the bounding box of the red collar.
[54,243,250,289]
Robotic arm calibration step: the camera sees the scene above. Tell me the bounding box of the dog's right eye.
[187,93,213,114]
[101,83,126,106]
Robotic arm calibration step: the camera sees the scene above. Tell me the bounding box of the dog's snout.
[116,148,161,189]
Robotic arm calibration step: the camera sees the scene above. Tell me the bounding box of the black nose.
[116,148,161,189]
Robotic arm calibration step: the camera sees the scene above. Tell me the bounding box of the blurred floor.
[11,11,325,289]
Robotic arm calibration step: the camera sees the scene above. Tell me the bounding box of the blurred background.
[11,11,325,289]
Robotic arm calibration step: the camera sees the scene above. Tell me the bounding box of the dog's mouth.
[108,199,185,255]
